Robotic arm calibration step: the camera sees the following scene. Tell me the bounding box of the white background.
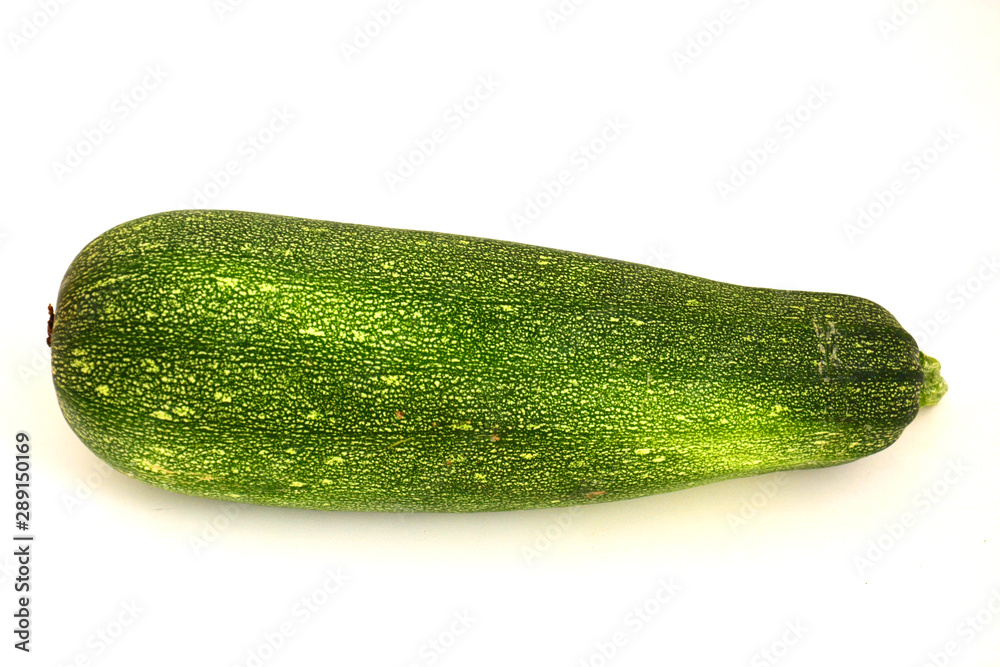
[2,1,999,665]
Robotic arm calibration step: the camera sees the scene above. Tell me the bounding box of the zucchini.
[49,210,946,512]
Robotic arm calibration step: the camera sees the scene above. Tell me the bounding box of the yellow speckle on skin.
[474,473,487,481]
[299,327,325,336]
[290,481,305,488]
[95,385,110,396]
[520,452,536,460]
[325,456,344,465]
[70,359,93,373]
[635,448,651,455]
[652,456,666,463]
[143,461,172,475]
[150,410,172,421]
[285,448,297,455]
[214,392,232,403]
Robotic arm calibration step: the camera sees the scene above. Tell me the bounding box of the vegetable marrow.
[49,210,946,512]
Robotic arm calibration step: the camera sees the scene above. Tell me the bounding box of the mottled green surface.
[917,352,948,407]
[51,210,941,512]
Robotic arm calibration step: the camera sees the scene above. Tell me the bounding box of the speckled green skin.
[51,210,940,512]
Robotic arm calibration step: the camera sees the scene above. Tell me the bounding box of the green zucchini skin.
[50,210,945,512]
